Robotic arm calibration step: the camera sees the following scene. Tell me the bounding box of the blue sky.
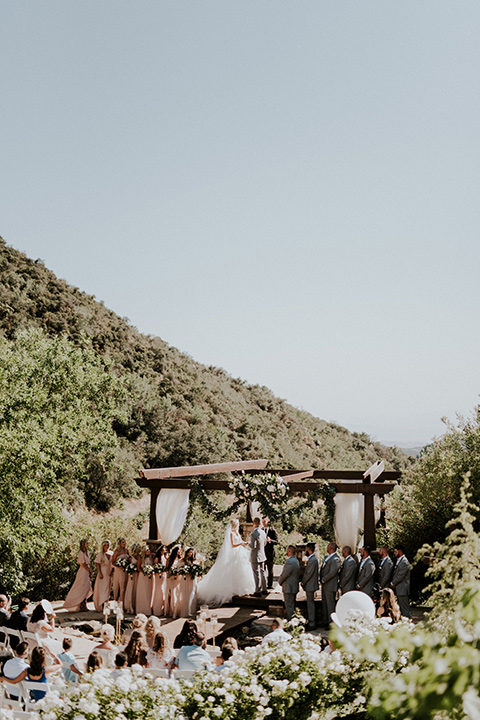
[2,1,479,445]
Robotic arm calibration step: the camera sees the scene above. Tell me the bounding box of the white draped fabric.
[334,484,364,553]
[334,483,382,553]
[155,489,190,545]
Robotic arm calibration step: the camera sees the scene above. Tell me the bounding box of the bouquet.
[114,557,129,570]
[183,563,206,578]
[141,564,155,577]
[126,562,138,576]
[152,563,166,575]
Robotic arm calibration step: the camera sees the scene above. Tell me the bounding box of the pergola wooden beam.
[137,460,401,548]
[136,478,396,495]
[139,459,268,480]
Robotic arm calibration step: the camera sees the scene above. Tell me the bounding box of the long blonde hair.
[99,539,111,563]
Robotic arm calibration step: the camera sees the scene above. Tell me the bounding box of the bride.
[197,519,255,606]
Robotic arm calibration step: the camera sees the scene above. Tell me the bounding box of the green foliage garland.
[189,472,336,533]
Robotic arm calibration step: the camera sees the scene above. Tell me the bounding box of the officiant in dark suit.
[262,516,278,590]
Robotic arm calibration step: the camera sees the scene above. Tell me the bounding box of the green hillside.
[0,237,412,595]
[0,237,408,489]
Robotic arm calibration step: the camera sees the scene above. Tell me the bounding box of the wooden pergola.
[136,459,401,549]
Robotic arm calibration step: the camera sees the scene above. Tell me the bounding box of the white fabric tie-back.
[156,488,190,545]
[334,481,364,553]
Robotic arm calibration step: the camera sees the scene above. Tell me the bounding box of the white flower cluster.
[36,667,182,720]
[182,634,358,720]
[229,472,288,505]
[29,618,416,720]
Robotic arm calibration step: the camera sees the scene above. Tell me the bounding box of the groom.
[250,517,268,596]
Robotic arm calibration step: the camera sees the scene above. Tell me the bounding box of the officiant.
[262,516,278,590]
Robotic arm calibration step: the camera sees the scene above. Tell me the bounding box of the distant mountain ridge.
[0,237,410,506]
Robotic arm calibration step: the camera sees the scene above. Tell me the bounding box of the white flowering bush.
[35,667,183,720]
[182,634,360,720]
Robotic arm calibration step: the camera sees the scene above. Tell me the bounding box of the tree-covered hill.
[0,238,408,494]
[0,237,412,595]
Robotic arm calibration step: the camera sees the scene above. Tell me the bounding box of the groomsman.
[339,546,357,594]
[262,516,278,589]
[320,542,341,627]
[392,544,411,618]
[250,517,268,596]
[301,542,319,629]
[278,545,300,620]
[378,546,394,589]
[356,546,375,597]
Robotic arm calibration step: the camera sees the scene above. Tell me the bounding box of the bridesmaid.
[180,547,198,618]
[63,539,93,611]
[111,537,129,604]
[93,540,113,612]
[165,546,181,618]
[136,545,154,616]
[124,543,141,615]
[152,545,168,617]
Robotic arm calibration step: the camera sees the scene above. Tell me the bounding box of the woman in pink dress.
[63,539,93,611]
[152,545,168,617]
[111,537,129,604]
[93,540,113,611]
[135,545,154,616]
[164,546,181,618]
[124,543,141,615]
[180,547,199,618]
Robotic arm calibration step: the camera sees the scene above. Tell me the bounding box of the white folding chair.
[12,711,33,720]
[5,628,23,651]
[172,668,196,680]
[21,631,41,651]
[206,646,221,657]
[22,680,52,711]
[0,682,25,711]
[143,667,170,679]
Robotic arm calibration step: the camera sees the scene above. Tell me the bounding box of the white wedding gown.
[197,523,256,606]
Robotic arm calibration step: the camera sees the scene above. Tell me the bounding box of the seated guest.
[27,602,62,655]
[3,642,29,699]
[0,594,11,645]
[7,597,29,649]
[147,631,174,668]
[215,644,234,672]
[112,652,128,678]
[86,651,103,673]
[121,613,147,646]
[222,637,238,651]
[173,631,212,672]
[27,602,56,637]
[58,637,82,683]
[94,624,118,669]
[376,588,401,623]
[124,630,148,667]
[145,615,162,648]
[1,646,61,701]
[262,618,292,644]
[173,620,197,649]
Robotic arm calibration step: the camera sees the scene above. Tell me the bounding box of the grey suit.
[250,527,267,593]
[392,555,411,618]
[339,555,357,594]
[378,556,394,589]
[278,555,300,620]
[357,556,375,597]
[301,553,319,627]
[320,553,341,626]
